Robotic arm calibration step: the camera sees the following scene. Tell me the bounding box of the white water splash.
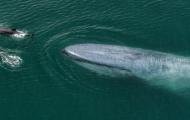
[12,30,28,39]
[0,51,23,68]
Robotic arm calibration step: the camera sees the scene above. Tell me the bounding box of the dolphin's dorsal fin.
[11,28,16,31]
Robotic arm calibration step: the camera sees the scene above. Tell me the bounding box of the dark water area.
[0,0,190,119]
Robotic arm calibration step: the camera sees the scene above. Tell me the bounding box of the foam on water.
[12,30,28,39]
[0,51,23,70]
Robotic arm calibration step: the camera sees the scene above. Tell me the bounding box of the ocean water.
[0,0,190,119]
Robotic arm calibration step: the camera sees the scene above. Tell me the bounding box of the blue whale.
[62,43,190,91]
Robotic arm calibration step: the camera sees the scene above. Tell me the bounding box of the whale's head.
[63,44,139,67]
[62,44,145,76]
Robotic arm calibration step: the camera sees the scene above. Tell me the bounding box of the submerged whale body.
[62,43,190,91]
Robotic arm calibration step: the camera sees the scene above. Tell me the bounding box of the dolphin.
[62,43,190,91]
[0,28,33,38]
[0,28,19,35]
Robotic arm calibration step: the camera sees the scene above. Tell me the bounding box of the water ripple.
[38,21,133,94]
